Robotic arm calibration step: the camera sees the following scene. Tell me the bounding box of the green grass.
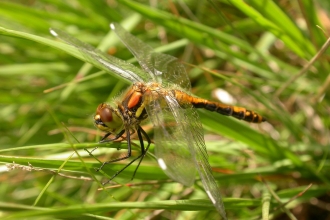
[1,0,329,219]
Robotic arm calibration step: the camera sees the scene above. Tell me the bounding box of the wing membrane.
[186,107,227,219]
[144,91,196,186]
[110,23,191,90]
[50,28,150,83]
[145,89,227,219]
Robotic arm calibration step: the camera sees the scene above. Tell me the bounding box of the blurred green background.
[0,0,329,219]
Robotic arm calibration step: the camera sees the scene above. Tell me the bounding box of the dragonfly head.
[94,103,123,134]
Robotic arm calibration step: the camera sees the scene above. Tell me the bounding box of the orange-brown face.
[94,103,124,134]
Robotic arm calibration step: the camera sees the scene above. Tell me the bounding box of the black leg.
[100,129,125,143]
[101,126,151,185]
[96,128,132,172]
[84,132,113,156]
[84,130,125,164]
[100,132,112,142]
[131,126,151,180]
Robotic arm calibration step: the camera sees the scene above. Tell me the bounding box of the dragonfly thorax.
[94,103,124,135]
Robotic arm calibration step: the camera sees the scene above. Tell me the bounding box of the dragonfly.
[50,23,265,219]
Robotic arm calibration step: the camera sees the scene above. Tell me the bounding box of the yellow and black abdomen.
[174,90,265,123]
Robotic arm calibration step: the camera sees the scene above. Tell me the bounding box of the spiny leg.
[84,132,110,158]
[100,129,125,143]
[84,130,125,159]
[96,128,132,174]
[100,132,112,142]
[101,126,150,185]
[131,125,151,180]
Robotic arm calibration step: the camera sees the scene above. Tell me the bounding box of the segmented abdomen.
[174,90,265,123]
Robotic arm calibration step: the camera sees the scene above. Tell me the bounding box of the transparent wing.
[144,92,196,186]
[110,23,191,91]
[185,107,227,219]
[145,90,227,219]
[49,28,151,83]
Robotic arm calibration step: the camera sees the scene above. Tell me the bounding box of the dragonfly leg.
[100,129,125,143]
[83,132,111,156]
[95,129,131,172]
[84,130,125,158]
[101,126,150,185]
[100,128,135,185]
[131,125,151,180]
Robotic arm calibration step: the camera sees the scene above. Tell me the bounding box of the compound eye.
[100,104,113,123]
[94,103,123,132]
[95,103,113,125]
